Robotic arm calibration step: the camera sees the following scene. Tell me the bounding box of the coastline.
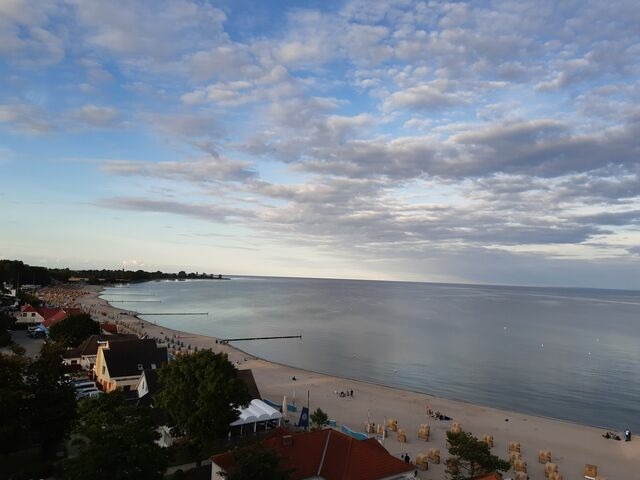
[78,284,639,480]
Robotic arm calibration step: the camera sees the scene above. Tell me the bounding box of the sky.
[1,0,640,289]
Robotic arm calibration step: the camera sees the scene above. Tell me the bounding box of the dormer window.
[151,363,156,369]
[138,364,143,371]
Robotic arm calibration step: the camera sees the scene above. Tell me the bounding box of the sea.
[100,277,640,431]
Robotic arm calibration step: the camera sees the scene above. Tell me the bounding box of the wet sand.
[76,285,639,480]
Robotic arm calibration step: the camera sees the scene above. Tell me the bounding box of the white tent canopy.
[230,399,282,427]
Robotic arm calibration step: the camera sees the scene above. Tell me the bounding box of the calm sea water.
[101,277,640,431]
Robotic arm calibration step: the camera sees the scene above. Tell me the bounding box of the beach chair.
[386,418,398,432]
[514,472,528,480]
[427,448,440,464]
[397,428,407,443]
[482,434,494,447]
[415,453,429,471]
[584,464,597,480]
[538,450,552,463]
[544,462,558,478]
[445,457,459,475]
[508,441,521,453]
[514,459,527,473]
[449,422,462,434]
[510,451,522,464]
[418,424,430,441]
[549,472,564,480]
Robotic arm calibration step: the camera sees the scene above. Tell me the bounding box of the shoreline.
[77,284,638,480]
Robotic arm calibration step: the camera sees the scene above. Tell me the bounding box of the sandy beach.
[73,284,638,480]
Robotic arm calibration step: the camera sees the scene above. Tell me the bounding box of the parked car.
[73,381,96,391]
[76,388,101,400]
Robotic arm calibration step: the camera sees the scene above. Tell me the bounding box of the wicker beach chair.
[445,457,459,475]
[427,448,440,464]
[449,422,462,434]
[538,450,552,463]
[584,464,597,480]
[545,462,558,478]
[415,453,429,471]
[397,428,407,443]
[510,451,522,464]
[482,434,494,447]
[508,441,521,453]
[514,472,528,480]
[549,472,564,480]
[386,418,398,431]
[418,424,430,440]
[514,459,527,473]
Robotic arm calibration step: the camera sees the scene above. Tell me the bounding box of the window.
[102,366,105,375]
[123,385,130,392]
[137,364,143,371]
[151,363,156,369]
[31,313,36,317]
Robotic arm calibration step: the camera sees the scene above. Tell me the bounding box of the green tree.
[27,342,77,458]
[446,431,511,479]
[156,350,250,465]
[49,313,100,347]
[310,408,328,428]
[0,312,16,347]
[0,353,31,453]
[63,392,167,480]
[220,445,291,480]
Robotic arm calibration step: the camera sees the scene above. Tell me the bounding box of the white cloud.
[71,104,118,127]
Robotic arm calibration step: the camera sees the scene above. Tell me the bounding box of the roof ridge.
[317,429,331,476]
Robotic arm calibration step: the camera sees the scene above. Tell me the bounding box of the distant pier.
[219,334,302,344]
[138,312,209,316]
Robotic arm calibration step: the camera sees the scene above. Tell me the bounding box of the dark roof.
[212,428,414,480]
[237,369,261,400]
[103,339,167,378]
[63,334,137,359]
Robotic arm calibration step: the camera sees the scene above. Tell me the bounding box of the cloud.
[383,81,472,111]
[0,1,64,65]
[0,102,53,133]
[71,104,118,127]
[101,156,257,183]
[96,197,253,223]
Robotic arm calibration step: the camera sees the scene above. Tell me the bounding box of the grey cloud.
[577,210,640,226]
[296,118,640,181]
[71,104,118,127]
[69,0,228,62]
[96,197,253,223]
[101,156,257,183]
[383,81,472,111]
[0,102,53,133]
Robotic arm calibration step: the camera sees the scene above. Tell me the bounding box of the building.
[211,428,416,480]
[16,304,67,327]
[94,338,167,393]
[63,334,137,370]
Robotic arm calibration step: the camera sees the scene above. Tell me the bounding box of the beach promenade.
[76,286,638,480]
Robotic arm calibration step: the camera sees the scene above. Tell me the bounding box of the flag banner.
[298,406,309,428]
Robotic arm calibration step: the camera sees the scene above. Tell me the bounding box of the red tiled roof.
[212,429,414,480]
[101,322,119,334]
[470,474,502,480]
[42,309,68,328]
